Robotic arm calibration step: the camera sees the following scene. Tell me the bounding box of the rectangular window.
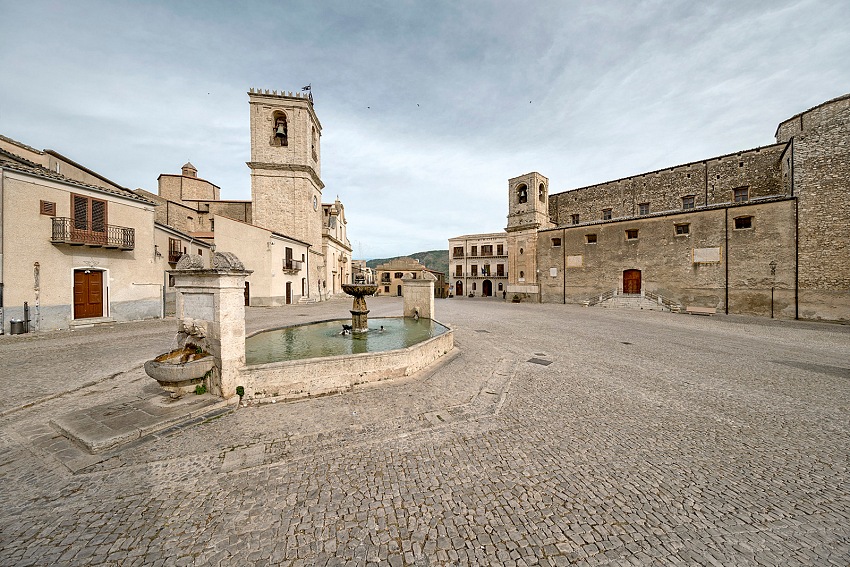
[734,216,753,229]
[384,286,389,293]
[675,224,690,235]
[551,237,561,247]
[626,229,639,240]
[496,264,505,276]
[638,203,649,215]
[72,194,107,234]
[40,200,56,215]
[168,238,182,263]
[733,187,749,203]
[453,246,464,258]
[586,234,597,244]
[470,246,478,256]
[481,245,493,256]
[455,265,462,277]
[197,248,203,255]
[682,196,695,210]
[394,272,404,279]
[602,209,612,220]
[483,264,490,276]
[471,265,478,276]
[570,214,580,225]
[496,244,504,255]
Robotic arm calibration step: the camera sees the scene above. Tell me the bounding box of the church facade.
[482,94,848,321]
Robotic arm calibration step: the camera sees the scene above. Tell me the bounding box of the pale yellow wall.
[1,171,161,331]
[212,216,308,306]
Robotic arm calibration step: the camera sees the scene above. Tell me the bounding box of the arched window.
[538,183,545,202]
[271,111,288,147]
[516,183,528,204]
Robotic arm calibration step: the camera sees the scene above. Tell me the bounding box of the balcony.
[454,272,508,278]
[51,217,135,250]
[168,252,183,264]
[283,259,303,274]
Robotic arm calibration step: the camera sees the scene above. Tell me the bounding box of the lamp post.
[769,260,777,319]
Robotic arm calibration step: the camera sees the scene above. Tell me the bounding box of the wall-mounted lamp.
[154,244,162,258]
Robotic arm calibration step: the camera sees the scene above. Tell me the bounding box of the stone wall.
[549,144,786,225]
[781,95,850,320]
[538,199,797,318]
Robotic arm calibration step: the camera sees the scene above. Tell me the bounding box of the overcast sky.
[1,1,848,259]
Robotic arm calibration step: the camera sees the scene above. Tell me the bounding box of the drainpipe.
[724,206,729,315]
[562,228,566,305]
[791,137,798,320]
[0,169,4,334]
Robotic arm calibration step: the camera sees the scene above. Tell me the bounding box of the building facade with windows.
[448,233,509,298]
[375,257,446,298]
[457,93,849,321]
[0,145,162,333]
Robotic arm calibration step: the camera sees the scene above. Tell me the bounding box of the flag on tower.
[302,84,311,91]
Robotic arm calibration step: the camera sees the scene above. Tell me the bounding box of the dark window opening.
[602,209,612,220]
[570,214,580,225]
[733,187,749,203]
[626,229,639,240]
[682,196,695,210]
[638,203,649,215]
[675,224,690,235]
[517,183,528,204]
[734,216,753,229]
[586,234,597,244]
[551,238,561,247]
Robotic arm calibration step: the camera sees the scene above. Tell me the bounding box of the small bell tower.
[506,172,552,302]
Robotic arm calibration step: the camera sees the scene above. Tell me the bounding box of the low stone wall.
[238,324,454,402]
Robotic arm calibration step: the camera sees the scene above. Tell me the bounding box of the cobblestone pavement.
[0,296,848,566]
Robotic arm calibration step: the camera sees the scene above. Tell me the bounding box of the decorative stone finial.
[213,251,245,270]
[176,254,205,270]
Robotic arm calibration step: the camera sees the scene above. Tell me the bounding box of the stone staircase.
[583,290,681,313]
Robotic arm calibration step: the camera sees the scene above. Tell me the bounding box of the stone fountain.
[341,283,378,332]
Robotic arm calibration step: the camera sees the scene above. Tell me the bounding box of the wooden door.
[286,282,292,305]
[482,280,492,297]
[623,269,641,294]
[397,285,402,297]
[73,270,103,319]
[456,281,463,296]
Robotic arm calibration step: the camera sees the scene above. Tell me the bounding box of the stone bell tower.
[506,172,552,302]
[247,88,324,295]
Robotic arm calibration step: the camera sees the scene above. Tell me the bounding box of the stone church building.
[462,93,848,322]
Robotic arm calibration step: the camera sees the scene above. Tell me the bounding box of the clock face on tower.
[313,196,318,211]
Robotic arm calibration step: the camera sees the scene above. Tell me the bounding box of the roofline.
[774,92,850,138]
[0,134,43,155]
[0,158,156,205]
[154,221,214,246]
[157,173,221,189]
[539,195,796,233]
[44,149,129,192]
[214,214,312,247]
[550,142,786,197]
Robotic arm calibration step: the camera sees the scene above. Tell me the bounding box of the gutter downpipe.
[562,228,566,305]
[791,137,798,319]
[0,169,4,334]
[724,206,729,315]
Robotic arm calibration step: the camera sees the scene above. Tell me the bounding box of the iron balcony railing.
[454,272,508,278]
[168,252,183,264]
[51,217,135,250]
[283,259,303,272]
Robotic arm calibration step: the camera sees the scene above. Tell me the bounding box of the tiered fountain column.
[342,284,378,333]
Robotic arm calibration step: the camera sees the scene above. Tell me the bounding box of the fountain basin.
[239,317,453,402]
[144,348,215,397]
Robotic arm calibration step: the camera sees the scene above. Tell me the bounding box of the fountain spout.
[341,283,378,333]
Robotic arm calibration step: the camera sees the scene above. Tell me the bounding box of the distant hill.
[366,250,449,276]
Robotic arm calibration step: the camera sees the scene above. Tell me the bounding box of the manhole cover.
[527,358,552,366]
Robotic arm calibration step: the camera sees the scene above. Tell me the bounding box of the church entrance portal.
[482,280,493,297]
[623,269,641,294]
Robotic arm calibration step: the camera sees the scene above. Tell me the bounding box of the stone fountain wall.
[402,272,435,319]
[170,253,252,398]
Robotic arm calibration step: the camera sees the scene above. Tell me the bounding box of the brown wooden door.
[623,269,641,294]
[482,280,492,297]
[244,282,250,306]
[73,270,103,319]
[456,281,463,296]
[286,282,292,305]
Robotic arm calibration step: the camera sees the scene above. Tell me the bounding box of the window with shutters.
[168,238,182,263]
[71,194,107,244]
[40,200,56,215]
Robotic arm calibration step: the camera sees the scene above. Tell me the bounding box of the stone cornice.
[246,162,325,190]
